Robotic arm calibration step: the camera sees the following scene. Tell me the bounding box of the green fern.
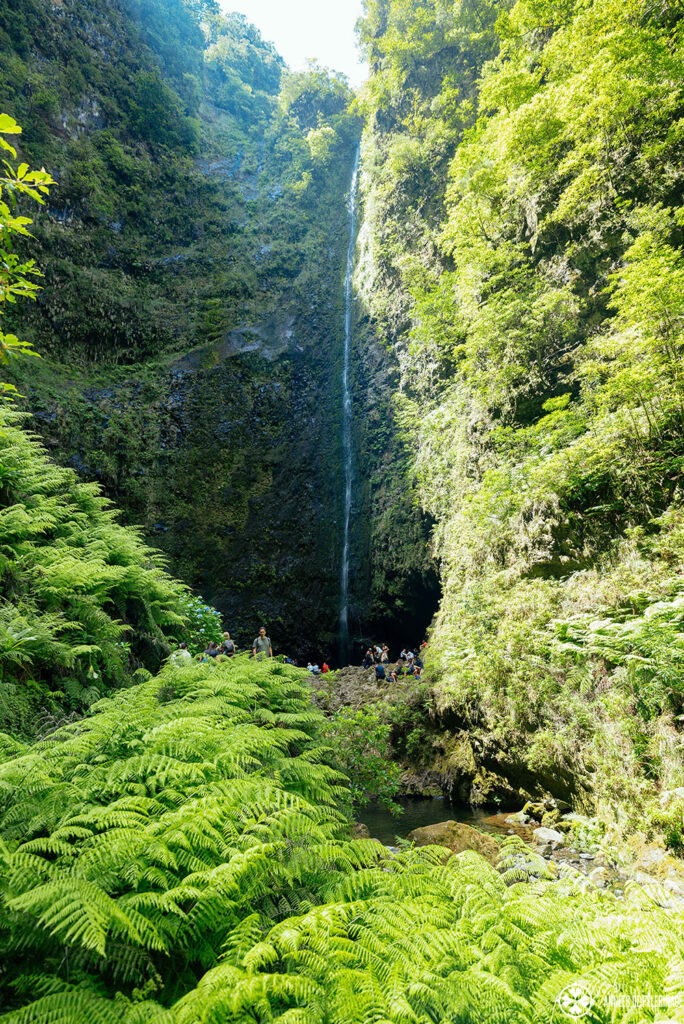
[1,659,683,1022]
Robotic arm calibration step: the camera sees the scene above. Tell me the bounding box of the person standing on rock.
[252,626,273,660]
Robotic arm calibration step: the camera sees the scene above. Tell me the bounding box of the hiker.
[361,649,374,669]
[221,632,236,657]
[380,644,389,663]
[171,642,192,665]
[321,662,330,674]
[374,643,383,660]
[252,626,273,660]
[204,641,220,659]
[399,648,408,662]
[375,662,386,681]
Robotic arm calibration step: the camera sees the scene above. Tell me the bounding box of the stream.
[360,796,532,846]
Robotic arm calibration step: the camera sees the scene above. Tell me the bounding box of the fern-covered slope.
[1,657,683,1022]
[0,406,190,733]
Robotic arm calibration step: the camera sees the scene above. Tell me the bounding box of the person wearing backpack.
[252,626,273,660]
[221,632,236,657]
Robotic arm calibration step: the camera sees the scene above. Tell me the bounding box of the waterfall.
[339,146,360,665]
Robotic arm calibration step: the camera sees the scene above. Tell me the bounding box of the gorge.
[0,0,435,664]
[1,0,684,1018]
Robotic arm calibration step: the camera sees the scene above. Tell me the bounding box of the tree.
[0,113,53,399]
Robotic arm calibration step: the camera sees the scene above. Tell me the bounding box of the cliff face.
[2,0,374,658]
[349,307,440,649]
[355,0,684,823]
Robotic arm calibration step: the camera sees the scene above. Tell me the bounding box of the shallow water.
[359,797,532,846]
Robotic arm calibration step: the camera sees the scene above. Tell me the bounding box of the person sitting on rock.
[321,662,330,673]
[361,649,374,669]
[375,662,386,681]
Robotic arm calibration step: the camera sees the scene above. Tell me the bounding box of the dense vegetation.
[1,656,683,1022]
[357,0,684,836]
[0,405,193,734]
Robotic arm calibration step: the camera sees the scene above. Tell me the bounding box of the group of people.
[201,631,238,660]
[172,626,276,665]
[363,642,426,681]
[307,661,330,675]
[171,626,426,679]
[362,643,390,667]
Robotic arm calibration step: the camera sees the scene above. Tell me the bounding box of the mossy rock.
[408,820,500,866]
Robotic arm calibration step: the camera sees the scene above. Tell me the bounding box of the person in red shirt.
[321,662,330,673]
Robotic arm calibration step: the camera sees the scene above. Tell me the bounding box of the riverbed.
[359,796,533,846]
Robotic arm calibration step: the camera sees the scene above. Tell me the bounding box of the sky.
[221,1,368,88]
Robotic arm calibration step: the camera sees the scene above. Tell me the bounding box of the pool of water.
[359,797,532,846]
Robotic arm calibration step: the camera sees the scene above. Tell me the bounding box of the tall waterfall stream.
[339,147,361,663]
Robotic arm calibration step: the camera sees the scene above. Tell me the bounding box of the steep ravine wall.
[20,309,347,658]
[349,309,440,650]
[2,0,441,661]
[2,0,359,659]
[345,159,441,654]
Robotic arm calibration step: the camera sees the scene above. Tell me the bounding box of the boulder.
[505,811,530,825]
[541,809,561,829]
[352,822,370,839]
[635,845,669,874]
[588,866,610,888]
[532,826,565,847]
[408,820,500,866]
[522,801,545,821]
